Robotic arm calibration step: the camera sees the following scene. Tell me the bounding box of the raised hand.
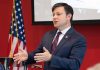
[34,47,52,62]
[13,47,28,64]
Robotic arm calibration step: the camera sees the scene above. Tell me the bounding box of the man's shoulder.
[45,29,57,35]
[72,28,86,41]
[42,29,57,39]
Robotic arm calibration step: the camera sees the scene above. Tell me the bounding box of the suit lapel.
[46,30,57,53]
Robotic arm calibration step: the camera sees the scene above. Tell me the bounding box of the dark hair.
[52,3,74,22]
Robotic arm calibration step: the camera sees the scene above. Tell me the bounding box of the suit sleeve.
[49,37,86,70]
[25,47,43,64]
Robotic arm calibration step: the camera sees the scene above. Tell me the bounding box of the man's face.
[52,6,71,29]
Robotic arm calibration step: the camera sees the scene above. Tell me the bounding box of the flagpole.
[9,0,15,58]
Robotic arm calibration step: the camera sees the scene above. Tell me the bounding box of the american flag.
[8,0,27,70]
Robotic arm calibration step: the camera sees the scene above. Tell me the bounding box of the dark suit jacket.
[26,27,86,70]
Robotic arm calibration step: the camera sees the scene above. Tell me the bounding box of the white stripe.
[19,41,27,50]
[19,66,24,70]
[11,37,18,54]
[13,67,18,70]
[13,65,27,70]
[13,62,27,70]
[13,62,18,70]
[19,41,24,49]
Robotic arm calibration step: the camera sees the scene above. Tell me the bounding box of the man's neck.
[58,23,71,31]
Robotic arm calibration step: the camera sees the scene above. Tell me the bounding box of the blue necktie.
[52,32,62,54]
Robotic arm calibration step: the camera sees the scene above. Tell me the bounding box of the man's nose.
[53,15,57,19]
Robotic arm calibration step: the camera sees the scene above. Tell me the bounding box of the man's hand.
[87,63,100,70]
[34,47,52,62]
[13,47,28,64]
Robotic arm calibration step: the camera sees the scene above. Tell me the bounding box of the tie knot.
[57,32,62,36]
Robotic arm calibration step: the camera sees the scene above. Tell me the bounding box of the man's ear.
[66,13,72,20]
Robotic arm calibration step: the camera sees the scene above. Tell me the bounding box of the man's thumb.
[43,47,48,52]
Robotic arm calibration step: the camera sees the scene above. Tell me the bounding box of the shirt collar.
[57,26,71,35]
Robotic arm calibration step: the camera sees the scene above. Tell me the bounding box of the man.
[13,3,86,70]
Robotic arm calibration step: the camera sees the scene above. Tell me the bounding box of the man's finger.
[18,60,22,64]
[14,58,19,62]
[34,55,44,59]
[34,57,44,62]
[35,53,44,56]
[13,53,20,60]
[36,60,44,62]
[14,53,19,57]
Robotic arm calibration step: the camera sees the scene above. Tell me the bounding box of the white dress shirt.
[53,26,71,45]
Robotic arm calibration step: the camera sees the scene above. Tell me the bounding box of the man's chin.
[54,24,59,28]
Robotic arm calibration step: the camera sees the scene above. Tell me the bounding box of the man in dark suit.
[13,3,86,70]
